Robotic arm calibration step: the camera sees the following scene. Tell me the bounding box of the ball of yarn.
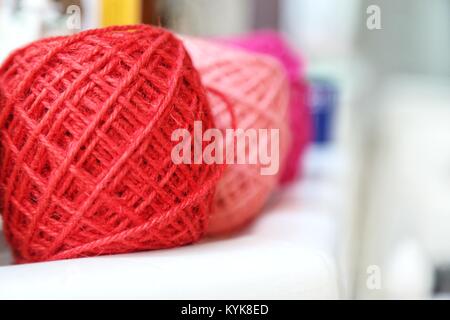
[222,30,311,184]
[0,25,221,263]
[182,37,290,235]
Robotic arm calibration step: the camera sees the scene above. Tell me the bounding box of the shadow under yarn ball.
[0,25,221,263]
[182,37,291,236]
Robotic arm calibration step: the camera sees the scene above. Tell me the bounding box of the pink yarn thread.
[222,30,311,184]
[182,37,291,235]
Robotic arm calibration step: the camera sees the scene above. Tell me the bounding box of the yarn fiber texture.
[223,31,311,185]
[182,37,290,236]
[0,25,221,263]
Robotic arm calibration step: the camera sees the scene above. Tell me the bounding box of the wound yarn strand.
[0,25,221,263]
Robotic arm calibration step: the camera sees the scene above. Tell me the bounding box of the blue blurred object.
[309,78,338,144]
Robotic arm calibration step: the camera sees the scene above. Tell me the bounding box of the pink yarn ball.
[182,37,291,235]
[222,30,311,184]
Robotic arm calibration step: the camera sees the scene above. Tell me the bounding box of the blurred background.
[0,0,449,299]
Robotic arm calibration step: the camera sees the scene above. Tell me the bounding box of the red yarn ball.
[0,25,221,263]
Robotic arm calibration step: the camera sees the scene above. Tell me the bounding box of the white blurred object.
[162,0,252,36]
[357,0,450,77]
[81,0,100,30]
[357,75,450,299]
[0,0,68,63]
[280,0,361,58]
[0,0,38,62]
[385,239,433,299]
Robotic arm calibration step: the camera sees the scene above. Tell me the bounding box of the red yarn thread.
[0,25,221,263]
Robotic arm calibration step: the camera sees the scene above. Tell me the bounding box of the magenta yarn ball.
[222,30,312,185]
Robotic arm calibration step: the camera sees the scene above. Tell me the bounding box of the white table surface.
[0,148,341,300]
